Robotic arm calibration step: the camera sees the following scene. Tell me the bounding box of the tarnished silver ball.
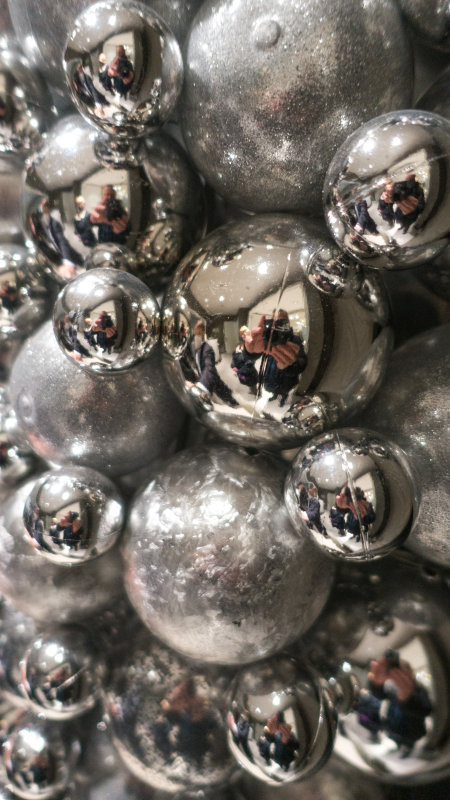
[20,626,104,720]
[0,41,51,156]
[104,626,234,793]
[162,214,392,450]
[53,268,159,372]
[227,654,336,784]
[180,0,412,215]
[0,478,124,623]
[123,444,335,665]
[355,325,450,568]
[284,428,417,561]
[23,466,124,564]
[0,245,51,338]
[23,115,205,284]
[65,0,183,138]
[2,711,73,799]
[9,321,184,477]
[8,0,203,89]
[324,110,450,269]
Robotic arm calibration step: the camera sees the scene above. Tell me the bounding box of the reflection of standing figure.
[72,64,109,116]
[0,281,18,313]
[90,185,130,245]
[235,712,254,762]
[98,53,113,93]
[393,174,425,234]
[38,199,84,267]
[74,196,97,248]
[378,182,395,226]
[92,311,117,354]
[107,45,134,99]
[354,200,378,235]
[305,487,327,535]
[186,321,239,407]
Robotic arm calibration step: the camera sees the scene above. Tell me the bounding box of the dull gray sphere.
[9,321,184,477]
[181,0,412,215]
[123,445,335,665]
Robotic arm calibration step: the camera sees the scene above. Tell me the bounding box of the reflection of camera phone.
[385,652,400,672]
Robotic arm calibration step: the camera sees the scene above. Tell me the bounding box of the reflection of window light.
[323,454,335,465]
[219,295,224,302]
[342,661,352,673]
[22,728,46,753]
[240,298,244,302]
[108,14,117,26]
[272,693,281,706]
[258,263,268,275]
[391,136,402,147]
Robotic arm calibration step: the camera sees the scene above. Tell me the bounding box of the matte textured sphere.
[162,214,392,450]
[0,479,124,623]
[23,115,206,284]
[354,325,450,568]
[228,654,336,784]
[0,41,51,155]
[123,445,335,665]
[284,428,417,561]
[8,0,203,90]
[324,110,450,269]
[20,626,104,720]
[23,466,124,564]
[180,0,412,215]
[332,559,450,784]
[2,712,72,800]
[53,268,159,372]
[399,0,450,52]
[65,0,183,138]
[104,627,234,792]
[9,321,184,477]
[0,245,51,338]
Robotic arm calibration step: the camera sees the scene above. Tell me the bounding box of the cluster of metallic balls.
[0,0,448,799]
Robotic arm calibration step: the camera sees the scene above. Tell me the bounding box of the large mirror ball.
[162,214,392,449]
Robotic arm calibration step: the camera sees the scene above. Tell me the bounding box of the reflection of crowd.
[335,485,375,541]
[228,704,299,773]
[356,650,431,757]
[89,185,130,245]
[50,511,83,551]
[350,173,425,249]
[90,310,117,354]
[72,45,134,115]
[152,678,217,767]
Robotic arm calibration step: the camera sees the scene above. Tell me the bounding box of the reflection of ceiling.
[189,245,304,315]
[309,453,375,489]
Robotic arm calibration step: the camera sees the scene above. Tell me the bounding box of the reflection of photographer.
[392,173,425,234]
[90,185,129,245]
[246,310,307,407]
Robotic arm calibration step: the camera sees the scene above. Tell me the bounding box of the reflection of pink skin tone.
[56,264,77,280]
[368,656,415,702]
[245,313,300,369]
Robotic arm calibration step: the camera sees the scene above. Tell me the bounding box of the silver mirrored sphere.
[23,466,124,564]
[65,0,183,138]
[284,428,417,561]
[0,42,51,155]
[53,268,159,372]
[104,628,234,793]
[0,245,50,338]
[180,0,412,215]
[20,626,103,720]
[0,382,38,488]
[8,0,202,90]
[355,325,450,568]
[162,214,392,450]
[324,110,450,269]
[2,712,72,800]
[83,242,137,272]
[0,478,124,624]
[333,580,450,783]
[228,654,336,785]
[9,321,184,477]
[123,444,335,665]
[23,116,206,284]
[0,153,27,244]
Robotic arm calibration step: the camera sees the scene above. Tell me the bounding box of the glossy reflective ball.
[181,0,412,215]
[83,243,137,272]
[0,245,50,338]
[0,382,38,489]
[285,428,417,561]
[0,479,125,624]
[65,0,183,138]
[23,466,124,564]
[23,116,205,285]
[162,214,391,450]
[228,654,336,784]
[123,445,335,665]
[8,0,202,90]
[9,321,184,477]
[2,712,71,800]
[104,627,234,792]
[355,325,450,568]
[20,626,103,720]
[0,42,51,155]
[324,110,450,269]
[53,268,159,372]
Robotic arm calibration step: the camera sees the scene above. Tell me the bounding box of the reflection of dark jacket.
[45,216,83,266]
[73,69,108,108]
[370,681,431,747]
[195,341,222,393]
[306,497,321,526]
[355,200,378,234]
[231,345,258,386]
[74,212,97,248]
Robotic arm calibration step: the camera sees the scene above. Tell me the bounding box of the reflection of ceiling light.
[258,263,268,275]
[219,295,224,302]
[342,661,352,673]
[391,136,402,147]
[272,693,281,706]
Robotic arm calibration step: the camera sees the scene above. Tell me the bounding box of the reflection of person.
[231,325,258,393]
[304,486,327,535]
[354,199,378,236]
[366,650,432,755]
[74,196,97,248]
[186,321,239,407]
[336,486,374,540]
[0,280,19,313]
[37,199,84,268]
[72,63,109,117]
[246,310,307,406]
[90,185,130,245]
[378,182,395,226]
[107,45,134,99]
[57,511,83,550]
[92,310,117,354]
[392,174,425,234]
[266,711,299,772]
